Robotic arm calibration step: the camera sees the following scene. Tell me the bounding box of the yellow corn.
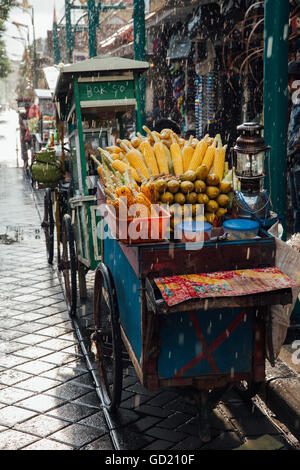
[105,146,123,154]
[154,141,169,174]
[170,135,183,176]
[188,135,210,171]
[139,141,159,176]
[202,138,217,172]
[182,136,194,172]
[111,159,141,182]
[213,143,227,181]
[143,125,169,174]
[125,148,149,179]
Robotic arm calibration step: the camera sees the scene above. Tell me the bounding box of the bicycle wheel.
[41,188,54,264]
[60,214,77,316]
[92,263,123,412]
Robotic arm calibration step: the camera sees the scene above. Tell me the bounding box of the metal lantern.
[233,122,270,188]
[232,122,273,222]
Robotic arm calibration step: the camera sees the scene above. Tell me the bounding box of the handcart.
[44,56,149,315]
[92,220,294,441]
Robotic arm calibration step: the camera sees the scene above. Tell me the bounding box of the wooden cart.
[92,224,293,441]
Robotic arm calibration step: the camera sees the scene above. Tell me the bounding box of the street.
[0,108,299,451]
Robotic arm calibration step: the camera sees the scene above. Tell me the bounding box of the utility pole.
[65,0,73,63]
[263,0,289,237]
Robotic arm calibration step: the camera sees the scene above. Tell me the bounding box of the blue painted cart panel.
[104,236,142,362]
[158,308,254,379]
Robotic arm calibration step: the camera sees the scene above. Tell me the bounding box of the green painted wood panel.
[78,80,135,102]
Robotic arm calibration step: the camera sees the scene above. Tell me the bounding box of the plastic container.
[104,204,171,244]
[223,219,259,240]
[176,221,212,243]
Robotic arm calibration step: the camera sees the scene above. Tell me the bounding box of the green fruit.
[186,191,198,204]
[206,186,220,199]
[196,164,209,180]
[167,180,180,193]
[174,192,186,205]
[206,200,219,213]
[197,193,209,205]
[180,181,194,194]
[216,194,230,207]
[155,178,168,193]
[194,180,206,193]
[160,191,174,204]
[181,170,197,182]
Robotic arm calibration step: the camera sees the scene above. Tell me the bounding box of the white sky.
[4,0,65,61]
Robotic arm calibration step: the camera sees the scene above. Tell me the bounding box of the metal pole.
[87,0,97,58]
[53,8,61,65]
[133,0,146,132]
[31,7,38,89]
[65,0,73,62]
[263,0,289,236]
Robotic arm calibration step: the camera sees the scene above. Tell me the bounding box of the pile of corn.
[92,126,233,226]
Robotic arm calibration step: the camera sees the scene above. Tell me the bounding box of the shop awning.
[167,35,192,60]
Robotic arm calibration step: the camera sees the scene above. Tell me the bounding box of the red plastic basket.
[104,204,171,244]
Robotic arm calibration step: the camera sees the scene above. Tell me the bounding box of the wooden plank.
[141,241,276,278]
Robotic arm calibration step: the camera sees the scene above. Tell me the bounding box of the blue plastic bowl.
[176,221,212,242]
[223,219,259,240]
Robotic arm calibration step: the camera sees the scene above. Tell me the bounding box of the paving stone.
[50,423,105,448]
[81,435,114,450]
[120,393,150,410]
[77,412,108,430]
[108,408,140,429]
[14,345,54,360]
[46,402,96,422]
[170,435,203,450]
[15,414,69,438]
[23,438,73,450]
[0,429,39,450]
[0,387,34,405]
[15,376,60,393]
[0,405,37,426]
[14,333,48,346]
[15,360,56,376]
[113,428,154,450]
[200,431,244,450]
[0,354,29,368]
[46,383,91,401]
[73,390,102,409]
[158,412,190,430]
[145,426,188,443]
[131,404,170,419]
[128,416,162,432]
[0,369,32,387]
[16,394,66,413]
[143,439,173,450]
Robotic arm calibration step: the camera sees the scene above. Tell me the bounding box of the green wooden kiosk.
[53,55,149,314]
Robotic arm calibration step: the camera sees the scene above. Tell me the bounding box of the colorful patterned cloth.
[154,268,297,307]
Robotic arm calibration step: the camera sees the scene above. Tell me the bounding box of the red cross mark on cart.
[173,310,248,378]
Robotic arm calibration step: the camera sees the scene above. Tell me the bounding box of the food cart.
[48,56,149,314]
[88,119,299,441]
[45,54,299,441]
[30,88,57,152]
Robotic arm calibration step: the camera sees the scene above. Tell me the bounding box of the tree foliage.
[0,0,15,77]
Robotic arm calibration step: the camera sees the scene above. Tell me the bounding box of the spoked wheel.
[92,262,123,412]
[60,214,77,316]
[41,188,54,264]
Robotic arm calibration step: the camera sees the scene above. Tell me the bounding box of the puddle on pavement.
[0,225,42,244]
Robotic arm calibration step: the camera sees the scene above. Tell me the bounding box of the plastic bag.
[266,237,300,365]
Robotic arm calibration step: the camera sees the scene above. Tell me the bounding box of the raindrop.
[135,395,141,407]
[195,342,202,355]
[168,350,172,359]
[178,333,185,345]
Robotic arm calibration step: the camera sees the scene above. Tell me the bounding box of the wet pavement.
[0,110,299,451]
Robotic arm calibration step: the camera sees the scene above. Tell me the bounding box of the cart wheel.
[61,214,77,316]
[92,262,123,412]
[41,188,54,264]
